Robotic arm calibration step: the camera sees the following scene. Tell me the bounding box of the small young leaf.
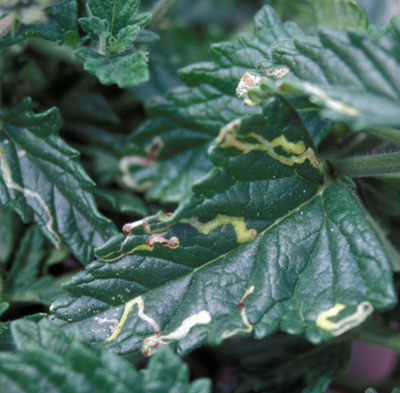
[0,98,117,263]
[87,0,150,36]
[76,0,151,88]
[75,47,149,88]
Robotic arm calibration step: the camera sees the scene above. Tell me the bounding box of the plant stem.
[330,152,400,177]
[359,321,400,353]
[366,126,400,145]
[149,0,183,29]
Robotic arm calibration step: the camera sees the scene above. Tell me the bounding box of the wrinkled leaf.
[75,47,149,88]
[0,98,117,263]
[51,97,396,356]
[0,318,211,393]
[266,16,400,130]
[123,5,331,203]
[76,0,151,87]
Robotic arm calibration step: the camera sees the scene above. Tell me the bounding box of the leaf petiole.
[365,127,400,146]
[330,153,400,177]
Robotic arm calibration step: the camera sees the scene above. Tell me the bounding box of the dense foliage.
[1,0,400,392]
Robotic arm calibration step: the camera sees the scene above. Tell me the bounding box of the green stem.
[365,126,400,145]
[330,152,400,177]
[149,0,183,29]
[359,321,400,354]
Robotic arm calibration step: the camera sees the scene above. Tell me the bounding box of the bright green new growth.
[76,0,152,87]
[0,98,116,263]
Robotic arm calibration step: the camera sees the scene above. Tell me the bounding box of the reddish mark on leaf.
[123,225,132,235]
[146,234,179,249]
[131,137,164,167]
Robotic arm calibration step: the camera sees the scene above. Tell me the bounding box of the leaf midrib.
[68,182,330,338]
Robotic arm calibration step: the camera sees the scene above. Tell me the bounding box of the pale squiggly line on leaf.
[217,119,322,170]
[0,146,62,248]
[316,301,373,336]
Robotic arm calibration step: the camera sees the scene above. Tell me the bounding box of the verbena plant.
[0,0,400,392]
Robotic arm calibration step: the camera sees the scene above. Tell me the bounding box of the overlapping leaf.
[51,97,396,357]
[268,0,368,35]
[94,189,149,217]
[1,226,66,306]
[122,5,331,203]
[0,0,78,50]
[258,15,400,130]
[220,334,351,393]
[76,0,151,87]
[0,98,117,263]
[0,204,19,265]
[0,313,46,352]
[0,318,211,393]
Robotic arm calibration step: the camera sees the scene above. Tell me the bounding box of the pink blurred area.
[327,339,398,393]
[346,340,398,381]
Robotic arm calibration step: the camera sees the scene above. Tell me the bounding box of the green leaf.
[123,5,331,203]
[51,97,396,356]
[142,344,212,393]
[0,204,20,266]
[267,16,400,131]
[75,47,149,88]
[0,303,9,317]
[0,318,211,393]
[76,0,151,88]
[0,0,78,50]
[0,313,46,352]
[0,98,117,264]
[268,0,368,35]
[59,92,126,187]
[220,334,351,393]
[131,23,227,103]
[2,226,66,306]
[94,189,149,217]
[87,0,150,36]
